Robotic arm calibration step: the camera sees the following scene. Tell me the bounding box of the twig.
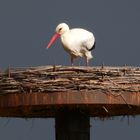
[102,106,109,113]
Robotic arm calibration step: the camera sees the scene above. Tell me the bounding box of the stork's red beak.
[47,33,60,49]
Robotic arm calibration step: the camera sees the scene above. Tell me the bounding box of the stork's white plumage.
[47,23,96,66]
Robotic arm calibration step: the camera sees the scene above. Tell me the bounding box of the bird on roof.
[47,23,96,66]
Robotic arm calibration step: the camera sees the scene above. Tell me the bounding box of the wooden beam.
[55,110,90,140]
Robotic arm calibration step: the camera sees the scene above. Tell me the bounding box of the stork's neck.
[60,30,70,39]
[60,31,71,47]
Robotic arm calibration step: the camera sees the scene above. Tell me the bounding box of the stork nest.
[0,65,140,94]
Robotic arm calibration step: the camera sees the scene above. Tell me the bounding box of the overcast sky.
[0,0,140,140]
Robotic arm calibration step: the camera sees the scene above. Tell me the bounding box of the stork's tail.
[86,51,93,60]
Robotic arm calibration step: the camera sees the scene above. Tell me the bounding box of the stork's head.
[47,23,69,49]
[56,23,69,35]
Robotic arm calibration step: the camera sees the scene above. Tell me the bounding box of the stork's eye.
[59,28,62,31]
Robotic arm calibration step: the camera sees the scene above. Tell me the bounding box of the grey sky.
[0,0,140,140]
[0,0,140,68]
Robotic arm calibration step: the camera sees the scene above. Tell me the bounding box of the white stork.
[47,23,96,66]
